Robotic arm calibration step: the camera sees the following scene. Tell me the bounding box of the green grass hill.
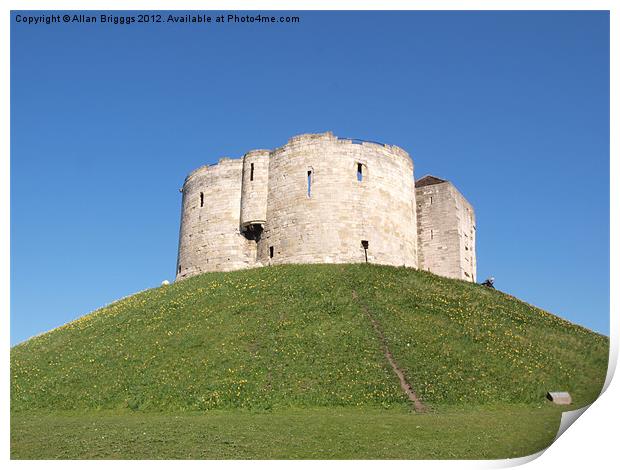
[11,264,608,413]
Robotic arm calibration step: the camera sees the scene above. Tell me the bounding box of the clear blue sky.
[10,11,609,344]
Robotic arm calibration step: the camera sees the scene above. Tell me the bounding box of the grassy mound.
[11,264,608,412]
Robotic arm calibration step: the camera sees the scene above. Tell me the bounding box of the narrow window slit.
[357,163,363,182]
[307,170,312,197]
[200,192,204,207]
[250,163,254,181]
[269,246,274,258]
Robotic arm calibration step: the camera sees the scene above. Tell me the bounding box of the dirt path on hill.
[351,290,426,413]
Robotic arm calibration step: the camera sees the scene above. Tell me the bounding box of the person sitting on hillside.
[481,277,495,289]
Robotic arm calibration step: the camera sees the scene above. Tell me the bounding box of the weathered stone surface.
[416,176,477,282]
[240,149,269,228]
[175,132,476,282]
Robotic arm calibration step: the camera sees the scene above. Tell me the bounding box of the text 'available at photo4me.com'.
[14,12,302,26]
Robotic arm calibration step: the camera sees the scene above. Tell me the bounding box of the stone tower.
[176,132,476,282]
[415,175,477,282]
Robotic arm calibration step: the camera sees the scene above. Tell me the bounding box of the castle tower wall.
[415,177,476,282]
[240,149,269,229]
[176,159,256,279]
[455,189,477,282]
[257,132,418,268]
[175,132,476,282]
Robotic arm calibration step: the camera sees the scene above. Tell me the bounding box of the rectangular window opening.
[307,170,312,197]
[200,192,204,207]
[269,246,274,258]
[430,229,434,240]
[178,265,182,273]
[357,163,363,182]
[430,196,433,204]
[250,163,254,181]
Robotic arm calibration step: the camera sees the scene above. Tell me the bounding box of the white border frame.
[2,2,616,468]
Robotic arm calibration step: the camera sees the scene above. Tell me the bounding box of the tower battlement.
[176,132,476,281]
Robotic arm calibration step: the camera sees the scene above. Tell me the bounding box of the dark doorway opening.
[242,223,263,241]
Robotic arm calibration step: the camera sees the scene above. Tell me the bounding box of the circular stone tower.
[176,158,256,279]
[176,131,422,281]
[256,132,418,268]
